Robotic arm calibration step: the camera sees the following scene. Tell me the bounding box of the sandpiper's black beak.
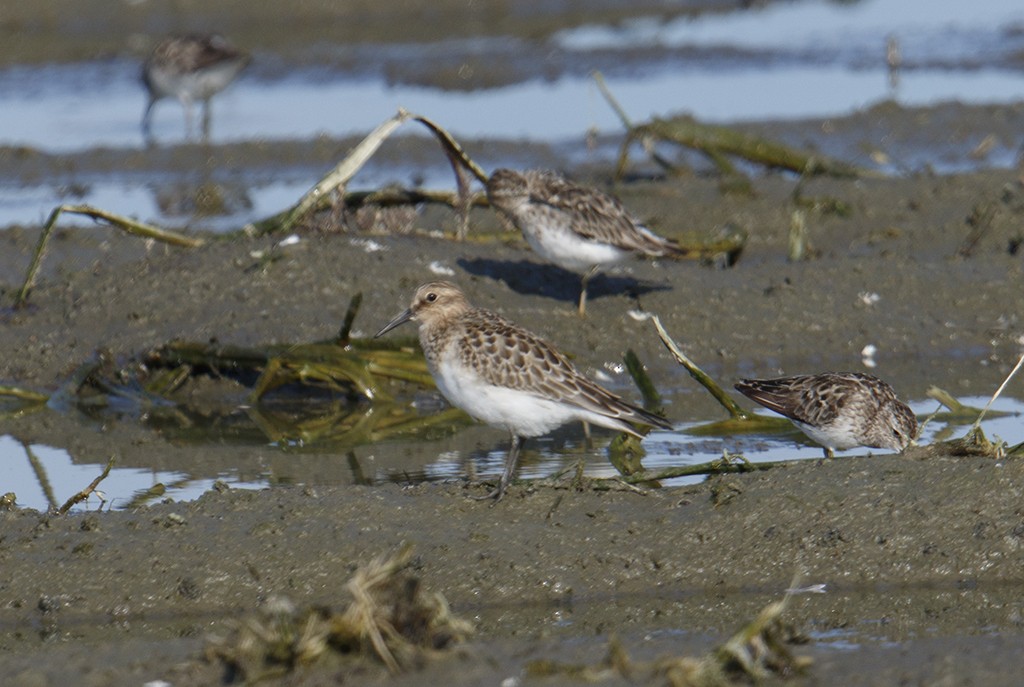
[374,308,413,338]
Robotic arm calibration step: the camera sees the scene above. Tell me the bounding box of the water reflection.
[0,435,266,512]
[152,181,253,220]
[2,394,1020,513]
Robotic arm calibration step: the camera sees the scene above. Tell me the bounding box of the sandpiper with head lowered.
[486,168,686,316]
[142,34,251,140]
[734,372,917,458]
[375,281,673,500]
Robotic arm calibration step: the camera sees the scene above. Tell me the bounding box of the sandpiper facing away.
[734,372,917,458]
[486,168,686,316]
[375,281,672,500]
[141,34,250,140]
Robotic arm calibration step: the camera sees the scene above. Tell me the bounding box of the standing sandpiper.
[486,168,687,316]
[734,372,917,458]
[141,34,251,140]
[375,281,673,500]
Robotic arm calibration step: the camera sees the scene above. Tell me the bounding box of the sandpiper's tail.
[734,377,808,422]
[581,393,674,438]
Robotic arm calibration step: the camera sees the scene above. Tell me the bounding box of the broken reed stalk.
[929,380,1015,440]
[925,386,1014,424]
[595,71,873,181]
[593,71,688,176]
[926,386,964,413]
[246,108,490,237]
[608,349,669,476]
[260,109,415,236]
[592,70,634,129]
[623,348,664,412]
[411,113,489,185]
[648,314,750,420]
[15,204,202,308]
[411,113,488,238]
[411,113,488,183]
[57,455,115,515]
[622,116,874,180]
[922,369,1023,457]
[970,351,1024,432]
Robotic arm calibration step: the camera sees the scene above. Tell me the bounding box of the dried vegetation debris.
[528,596,810,686]
[204,544,473,682]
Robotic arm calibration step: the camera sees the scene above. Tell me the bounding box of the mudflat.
[2,160,1023,685]
[2,0,1024,683]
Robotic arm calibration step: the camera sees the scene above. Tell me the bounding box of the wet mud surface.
[2,452,1024,686]
[2,160,1023,684]
[3,1,1024,685]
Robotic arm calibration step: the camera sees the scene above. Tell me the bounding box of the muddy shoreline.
[2,451,1024,686]
[2,168,1021,393]
[3,0,1024,680]
[1,158,1023,684]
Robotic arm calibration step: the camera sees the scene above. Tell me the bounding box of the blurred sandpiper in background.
[141,33,251,141]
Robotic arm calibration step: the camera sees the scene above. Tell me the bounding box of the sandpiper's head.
[870,400,918,451]
[485,168,529,210]
[374,281,471,337]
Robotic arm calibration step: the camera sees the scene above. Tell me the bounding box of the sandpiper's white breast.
[794,417,861,451]
[433,354,580,437]
[523,220,628,274]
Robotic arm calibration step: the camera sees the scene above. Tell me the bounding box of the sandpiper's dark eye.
[426,292,438,302]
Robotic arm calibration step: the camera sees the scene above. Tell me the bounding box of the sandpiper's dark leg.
[472,434,524,501]
[180,95,194,139]
[141,97,157,140]
[201,98,212,139]
[578,265,599,317]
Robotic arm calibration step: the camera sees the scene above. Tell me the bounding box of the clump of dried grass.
[205,544,473,682]
[527,596,811,686]
[655,599,811,687]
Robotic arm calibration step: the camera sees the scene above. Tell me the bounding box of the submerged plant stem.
[619,456,792,484]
